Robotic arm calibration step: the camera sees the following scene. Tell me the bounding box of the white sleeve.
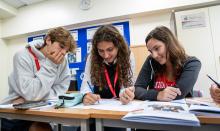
[80,54,93,95]
[10,50,60,101]
[130,51,136,85]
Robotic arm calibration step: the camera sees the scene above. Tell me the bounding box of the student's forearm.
[135,87,159,100]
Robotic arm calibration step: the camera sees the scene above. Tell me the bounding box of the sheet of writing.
[71,99,144,111]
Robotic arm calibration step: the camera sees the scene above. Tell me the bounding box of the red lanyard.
[27,46,40,71]
[104,65,118,97]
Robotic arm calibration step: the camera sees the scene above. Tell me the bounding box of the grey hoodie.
[135,56,201,101]
[1,44,70,104]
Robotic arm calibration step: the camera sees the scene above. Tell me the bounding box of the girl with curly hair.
[80,24,136,105]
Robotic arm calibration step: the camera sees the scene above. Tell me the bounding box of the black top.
[94,63,120,98]
[134,56,201,100]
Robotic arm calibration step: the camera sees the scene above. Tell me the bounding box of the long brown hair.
[90,25,133,89]
[145,26,188,78]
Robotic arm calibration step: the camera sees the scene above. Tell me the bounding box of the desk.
[90,98,220,131]
[91,109,220,131]
[0,108,90,131]
[1,98,220,131]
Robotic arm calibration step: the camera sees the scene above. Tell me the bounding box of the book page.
[71,99,144,111]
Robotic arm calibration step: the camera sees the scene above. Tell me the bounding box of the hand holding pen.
[207,74,220,88]
[119,86,135,105]
[207,75,220,103]
[82,81,101,105]
[210,84,220,104]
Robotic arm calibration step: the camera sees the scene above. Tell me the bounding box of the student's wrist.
[156,91,163,101]
[82,93,90,104]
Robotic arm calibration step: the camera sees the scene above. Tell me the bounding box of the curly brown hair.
[145,26,188,78]
[44,27,76,53]
[90,25,133,89]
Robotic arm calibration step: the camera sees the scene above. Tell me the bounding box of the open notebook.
[122,100,200,127]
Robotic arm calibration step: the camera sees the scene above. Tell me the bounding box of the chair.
[193,90,203,97]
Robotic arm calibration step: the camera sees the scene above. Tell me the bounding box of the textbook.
[189,104,220,116]
[186,98,220,116]
[122,101,200,127]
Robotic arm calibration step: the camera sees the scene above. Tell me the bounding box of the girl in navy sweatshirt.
[135,26,201,101]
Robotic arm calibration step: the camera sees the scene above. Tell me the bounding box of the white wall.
[209,5,220,80]
[0,21,9,100]
[7,37,28,73]
[130,12,171,45]
[1,0,218,39]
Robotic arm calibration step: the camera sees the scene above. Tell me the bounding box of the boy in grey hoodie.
[1,27,76,131]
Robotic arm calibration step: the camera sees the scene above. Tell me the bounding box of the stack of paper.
[122,101,200,127]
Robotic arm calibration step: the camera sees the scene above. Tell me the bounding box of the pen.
[207,74,220,88]
[87,81,94,93]
[87,81,100,103]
